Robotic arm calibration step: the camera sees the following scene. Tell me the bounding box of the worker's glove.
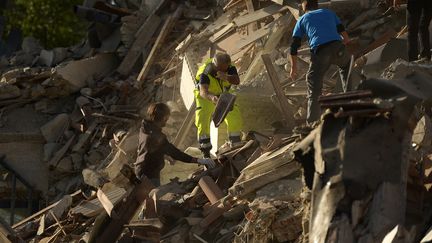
[197,158,216,168]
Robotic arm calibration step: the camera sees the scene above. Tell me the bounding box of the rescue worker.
[289,0,351,123]
[194,53,243,158]
[134,102,215,187]
[393,0,432,61]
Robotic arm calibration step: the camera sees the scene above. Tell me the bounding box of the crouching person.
[134,102,215,186]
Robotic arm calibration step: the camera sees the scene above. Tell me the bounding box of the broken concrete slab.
[43,143,62,162]
[0,84,20,100]
[40,114,70,143]
[56,53,120,92]
[55,156,74,173]
[255,179,303,202]
[38,48,69,67]
[21,37,42,55]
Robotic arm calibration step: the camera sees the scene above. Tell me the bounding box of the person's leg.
[224,104,243,143]
[138,178,159,220]
[195,99,215,158]
[407,0,422,61]
[332,42,351,92]
[306,51,331,123]
[419,0,432,59]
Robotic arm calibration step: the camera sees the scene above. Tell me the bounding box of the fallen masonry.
[0,0,431,243]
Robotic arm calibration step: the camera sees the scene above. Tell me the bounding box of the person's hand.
[197,158,216,168]
[216,71,228,80]
[290,67,297,81]
[210,95,219,104]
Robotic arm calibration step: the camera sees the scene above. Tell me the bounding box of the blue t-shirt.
[292,9,342,51]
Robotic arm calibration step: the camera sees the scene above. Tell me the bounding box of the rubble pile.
[0,0,431,243]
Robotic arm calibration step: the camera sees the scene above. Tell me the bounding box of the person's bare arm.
[341,31,351,45]
[217,71,240,85]
[289,54,298,81]
[199,84,219,104]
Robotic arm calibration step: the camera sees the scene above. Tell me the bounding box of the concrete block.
[0,84,20,100]
[21,37,42,55]
[40,114,70,143]
[56,53,119,92]
[43,143,62,162]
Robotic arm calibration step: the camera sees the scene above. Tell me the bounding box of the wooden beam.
[97,189,117,218]
[233,4,288,27]
[286,4,300,20]
[261,54,295,127]
[209,23,235,43]
[137,7,183,86]
[245,0,258,32]
[93,177,154,243]
[173,102,196,147]
[232,25,271,54]
[116,15,162,76]
[198,176,225,204]
[223,0,242,11]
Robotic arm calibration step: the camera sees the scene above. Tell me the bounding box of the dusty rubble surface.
[0,0,432,242]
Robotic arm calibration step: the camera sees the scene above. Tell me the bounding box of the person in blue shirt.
[289,0,351,123]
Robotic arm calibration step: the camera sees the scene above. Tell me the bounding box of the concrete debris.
[21,37,42,55]
[40,113,70,143]
[0,84,20,100]
[0,1,431,243]
[38,48,69,67]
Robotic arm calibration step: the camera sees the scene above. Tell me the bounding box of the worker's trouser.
[195,96,242,154]
[407,0,432,61]
[306,41,350,123]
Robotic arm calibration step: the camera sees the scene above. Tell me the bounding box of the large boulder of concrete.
[40,113,70,143]
[21,36,42,55]
[56,53,119,92]
[39,48,69,67]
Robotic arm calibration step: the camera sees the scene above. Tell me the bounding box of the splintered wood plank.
[137,7,183,86]
[71,187,126,217]
[173,102,196,147]
[93,177,154,243]
[209,23,235,43]
[232,26,271,54]
[97,189,117,218]
[233,4,288,27]
[245,0,258,32]
[261,54,294,127]
[229,162,300,198]
[117,15,162,76]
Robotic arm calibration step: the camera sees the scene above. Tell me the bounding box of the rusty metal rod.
[319,90,373,102]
